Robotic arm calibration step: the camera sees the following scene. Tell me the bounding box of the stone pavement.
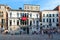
[0,34,60,40]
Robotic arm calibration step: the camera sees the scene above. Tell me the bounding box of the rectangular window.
[21,13,24,17]
[1,19,5,24]
[56,23,59,26]
[49,14,51,17]
[25,13,26,17]
[17,20,19,25]
[20,20,22,25]
[49,19,51,23]
[21,13,22,17]
[10,20,12,26]
[36,14,38,18]
[10,13,12,17]
[46,14,48,17]
[56,14,58,17]
[53,14,54,17]
[26,13,29,17]
[36,21,39,26]
[43,14,45,17]
[57,18,58,22]
[17,13,19,17]
[27,6,29,9]
[43,19,45,22]
[47,18,48,22]
[25,21,26,25]
[25,6,26,9]
[53,18,55,22]
[30,21,32,26]
[22,13,24,17]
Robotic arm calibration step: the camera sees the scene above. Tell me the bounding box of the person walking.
[47,29,53,39]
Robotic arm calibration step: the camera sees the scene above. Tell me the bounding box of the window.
[49,14,51,17]
[57,18,58,22]
[47,18,48,22]
[43,19,45,22]
[30,14,32,18]
[1,19,5,24]
[17,20,19,25]
[43,14,45,17]
[13,20,15,24]
[36,21,39,26]
[53,18,55,22]
[56,14,58,17]
[21,13,24,17]
[56,23,59,26]
[25,13,26,17]
[46,14,48,17]
[10,13,12,17]
[27,6,29,9]
[10,20,12,26]
[22,13,24,17]
[49,19,51,23]
[30,21,32,26]
[21,13,23,17]
[25,6,26,9]
[20,20,22,25]
[26,13,29,17]
[36,14,38,18]
[17,13,19,17]
[53,14,54,17]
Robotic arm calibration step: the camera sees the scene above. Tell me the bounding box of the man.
[47,29,53,39]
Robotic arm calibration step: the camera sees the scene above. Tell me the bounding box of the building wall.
[42,11,58,29]
[24,4,40,11]
[0,5,10,31]
[8,10,40,33]
[54,6,60,29]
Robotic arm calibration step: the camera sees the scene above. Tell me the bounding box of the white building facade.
[8,10,40,34]
[42,10,59,30]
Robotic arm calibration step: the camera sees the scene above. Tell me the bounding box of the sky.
[0,0,60,10]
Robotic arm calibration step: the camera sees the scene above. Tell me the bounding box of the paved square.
[0,34,60,40]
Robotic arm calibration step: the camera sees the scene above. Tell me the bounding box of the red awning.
[21,17,27,21]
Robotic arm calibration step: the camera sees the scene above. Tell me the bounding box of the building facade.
[8,10,40,34]
[54,6,60,29]
[42,10,59,30]
[24,4,40,11]
[0,4,10,33]
[0,4,60,34]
